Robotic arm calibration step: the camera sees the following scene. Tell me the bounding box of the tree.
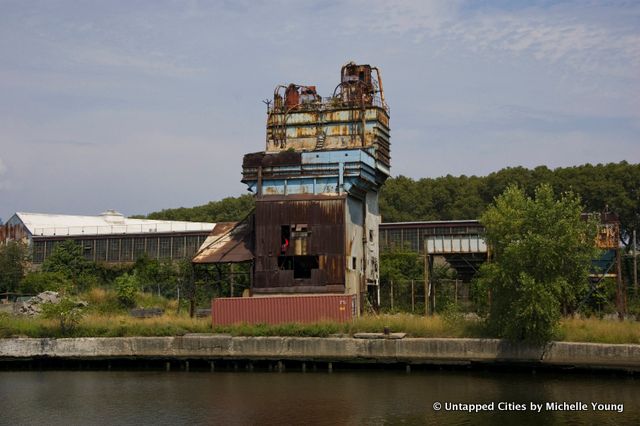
[133,256,179,297]
[137,162,639,245]
[0,241,29,293]
[379,247,424,311]
[142,194,255,223]
[19,271,72,294]
[42,240,94,284]
[476,184,597,343]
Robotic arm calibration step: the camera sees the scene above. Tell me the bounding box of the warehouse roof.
[11,210,215,237]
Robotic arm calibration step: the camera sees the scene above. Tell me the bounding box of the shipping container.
[211,294,356,325]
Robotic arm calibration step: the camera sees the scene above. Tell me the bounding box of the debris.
[15,291,88,316]
[353,332,407,340]
[129,307,164,318]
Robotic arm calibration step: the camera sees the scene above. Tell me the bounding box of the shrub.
[115,273,139,307]
[19,271,72,294]
[41,297,86,335]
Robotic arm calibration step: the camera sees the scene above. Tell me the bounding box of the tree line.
[140,162,639,245]
[380,161,638,244]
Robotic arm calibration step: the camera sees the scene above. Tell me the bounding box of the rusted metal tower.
[240,62,391,314]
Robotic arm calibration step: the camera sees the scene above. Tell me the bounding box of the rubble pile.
[14,291,87,316]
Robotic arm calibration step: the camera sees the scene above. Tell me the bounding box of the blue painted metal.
[592,249,616,274]
[244,148,384,199]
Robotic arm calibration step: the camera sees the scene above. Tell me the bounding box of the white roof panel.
[16,211,215,237]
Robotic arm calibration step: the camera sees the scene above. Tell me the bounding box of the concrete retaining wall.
[1,336,639,371]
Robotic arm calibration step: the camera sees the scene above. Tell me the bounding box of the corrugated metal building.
[1,210,215,264]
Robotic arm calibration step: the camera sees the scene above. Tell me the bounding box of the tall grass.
[557,317,640,344]
[2,309,639,344]
[79,288,178,315]
[0,313,211,338]
[347,313,487,338]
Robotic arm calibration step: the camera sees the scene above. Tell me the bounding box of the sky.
[0,0,638,221]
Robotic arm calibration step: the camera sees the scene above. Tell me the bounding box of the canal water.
[0,368,637,425]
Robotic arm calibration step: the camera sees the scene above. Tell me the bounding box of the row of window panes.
[31,235,206,264]
[380,227,484,253]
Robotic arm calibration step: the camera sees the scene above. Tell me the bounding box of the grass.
[2,293,640,344]
[0,313,211,338]
[557,317,640,345]
[80,288,178,315]
[0,312,482,339]
[347,313,488,338]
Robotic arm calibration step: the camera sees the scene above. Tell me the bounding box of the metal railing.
[32,222,214,237]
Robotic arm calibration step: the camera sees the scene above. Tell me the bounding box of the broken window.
[281,225,291,254]
[282,224,310,255]
[278,255,319,279]
[291,224,309,255]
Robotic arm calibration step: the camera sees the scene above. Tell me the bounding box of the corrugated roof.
[192,221,254,264]
[15,211,215,237]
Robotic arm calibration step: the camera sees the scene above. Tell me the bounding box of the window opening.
[281,225,290,255]
[278,255,319,279]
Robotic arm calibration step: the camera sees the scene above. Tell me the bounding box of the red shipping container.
[212,295,356,326]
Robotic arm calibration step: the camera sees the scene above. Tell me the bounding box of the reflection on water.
[0,369,637,425]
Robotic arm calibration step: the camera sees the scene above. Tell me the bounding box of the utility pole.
[616,247,626,320]
[634,229,638,293]
[411,280,415,313]
[423,240,431,316]
[230,263,235,297]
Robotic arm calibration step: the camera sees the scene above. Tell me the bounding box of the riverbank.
[2,335,640,372]
[3,313,640,344]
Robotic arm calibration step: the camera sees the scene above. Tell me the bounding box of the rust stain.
[252,196,347,292]
[0,223,29,242]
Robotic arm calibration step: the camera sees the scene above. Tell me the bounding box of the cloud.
[446,12,640,77]
[63,45,206,78]
[338,1,640,78]
[27,139,101,147]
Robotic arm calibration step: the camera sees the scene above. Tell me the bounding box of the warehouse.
[0,210,215,264]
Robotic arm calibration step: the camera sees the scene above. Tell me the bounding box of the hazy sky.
[1,0,638,220]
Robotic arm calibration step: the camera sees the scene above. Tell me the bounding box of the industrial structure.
[194,62,390,316]
[0,211,215,264]
[379,214,621,280]
[379,213,625,314]
[379,220,487,282]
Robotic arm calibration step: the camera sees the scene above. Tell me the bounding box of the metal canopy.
[192,221,254,264]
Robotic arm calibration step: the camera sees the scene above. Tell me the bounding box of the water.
[0,368,637,425]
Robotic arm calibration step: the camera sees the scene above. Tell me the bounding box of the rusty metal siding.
[264,63,390,169]
[265,106,391,168]
[212,294,355,325]
[0,223,30,243]
[253,196,346,292]
[0,214,31,244]
[192,221,254,264]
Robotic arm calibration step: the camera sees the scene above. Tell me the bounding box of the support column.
[616,247,627,319]
[634,229,638,293]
